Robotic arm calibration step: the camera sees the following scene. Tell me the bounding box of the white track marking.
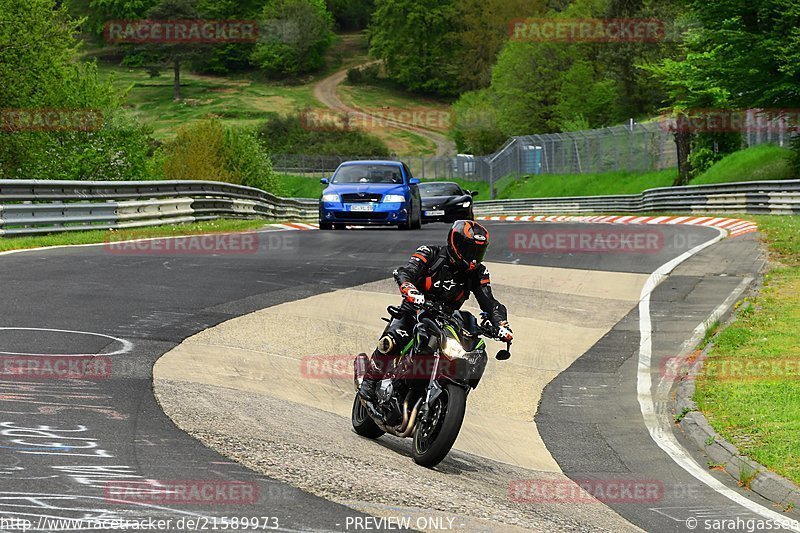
[636,229,800,530]
[0,328,133,357]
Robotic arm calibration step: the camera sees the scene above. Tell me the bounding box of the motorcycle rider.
[358,220,513,402]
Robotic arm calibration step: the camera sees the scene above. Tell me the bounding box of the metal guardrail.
[1,178,797,237]
[473,179,800,216]
[0,180,317,237]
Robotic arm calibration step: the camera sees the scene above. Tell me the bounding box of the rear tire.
[351,395,385,439]
[412,383,467,468]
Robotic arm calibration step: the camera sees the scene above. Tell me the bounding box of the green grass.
[497,169,677,199]
[0,219,272,252]
[99,64,319,140]
[694,215,800,485]
[692,144,794,184]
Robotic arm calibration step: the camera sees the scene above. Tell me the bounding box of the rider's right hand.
[400,282,425,306]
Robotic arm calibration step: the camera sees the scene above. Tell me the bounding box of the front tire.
[411,204,422,230]
[412,383,467,468]
[351,395,385,439]
[319,221,333,230]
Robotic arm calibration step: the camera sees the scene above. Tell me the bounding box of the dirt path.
[313,64,457,157]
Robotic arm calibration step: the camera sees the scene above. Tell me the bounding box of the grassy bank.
[279,145,795,199]
[0,219,271,253]
[694,215,800,485]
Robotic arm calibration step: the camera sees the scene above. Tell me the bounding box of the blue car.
[318,160,423,230]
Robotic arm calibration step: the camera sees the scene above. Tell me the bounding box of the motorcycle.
[351,301,511,468]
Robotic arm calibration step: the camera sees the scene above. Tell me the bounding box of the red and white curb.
[477,215,758,238]
[269,222,319,231]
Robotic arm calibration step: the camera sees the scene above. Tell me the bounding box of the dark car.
[318,160,423,230]
[419,182,478,223]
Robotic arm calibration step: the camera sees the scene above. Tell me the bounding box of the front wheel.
[412,383,467,468]
[411,204,422,230]
[351,395,385,439]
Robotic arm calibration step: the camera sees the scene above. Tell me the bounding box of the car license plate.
[350,204,374,212]
[425,210,445,216]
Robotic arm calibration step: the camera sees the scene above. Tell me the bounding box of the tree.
[145,0,209,101]
[650,0,800,184]
[326,0,375,30]
[454,0,545,91]
[369,0,460,95]
[0,0,153,180]
[250,0,334,77]
[451,89,506,155]
[490,40,570,135]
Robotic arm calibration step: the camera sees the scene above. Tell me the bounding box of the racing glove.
[497,321,513,342]
[400,282,425,306]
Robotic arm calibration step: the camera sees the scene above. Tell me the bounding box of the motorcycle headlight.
[322,193,340,202]
[383,194,406,203]
[442,337,467,359]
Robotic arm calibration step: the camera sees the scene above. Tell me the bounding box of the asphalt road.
[0,221,790,532]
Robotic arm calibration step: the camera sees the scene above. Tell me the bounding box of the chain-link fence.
[272,113,796,198]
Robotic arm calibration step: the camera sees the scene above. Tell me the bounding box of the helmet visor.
[457,240,487,264]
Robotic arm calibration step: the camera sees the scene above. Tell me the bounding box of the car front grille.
[334,212,389,221]
[341,193,382,203]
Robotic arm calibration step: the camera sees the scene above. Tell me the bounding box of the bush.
[688,132,742,177]
[451,89,506,155]
[161,120,279,193]
[256,114,389,156]
[346,63,381,85]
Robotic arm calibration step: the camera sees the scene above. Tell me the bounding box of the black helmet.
[447,220,489,271]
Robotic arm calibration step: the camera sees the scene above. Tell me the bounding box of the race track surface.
[0,221,794,532]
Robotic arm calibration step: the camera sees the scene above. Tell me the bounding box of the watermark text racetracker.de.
[0,108,102,132]
[509,478,663,504]
[104,231,296,255]
[662,355,800,382]
[104,479,258,505]
[104,19,258,44]
[510,227,665,254]
[0,355,111,380]
[509,18,665,42]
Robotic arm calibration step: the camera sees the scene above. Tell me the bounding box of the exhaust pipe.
[353,353,369,392]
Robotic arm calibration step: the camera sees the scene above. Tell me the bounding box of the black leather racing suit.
[367,244,508,378]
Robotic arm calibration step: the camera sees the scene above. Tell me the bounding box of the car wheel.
[319,221,333,230]
[411,204,422,230]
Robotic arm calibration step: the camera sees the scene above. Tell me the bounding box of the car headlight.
[442,337,467,359]
[459,200,471,208]
[383,194,406,203]
[322,193,340,202]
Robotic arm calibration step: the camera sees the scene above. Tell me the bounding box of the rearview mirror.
[320,178,329,185]
[495,349,511,361]
[469,190,479,197]
[409,178,420,184]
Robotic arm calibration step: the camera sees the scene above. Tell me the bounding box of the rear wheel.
[351,395,385,439]
[412,383,467,468]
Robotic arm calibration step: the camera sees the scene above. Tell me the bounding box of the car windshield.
[419,183,463,197]
[332,165,404,184]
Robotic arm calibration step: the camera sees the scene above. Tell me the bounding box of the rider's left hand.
[497,321,513,342]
